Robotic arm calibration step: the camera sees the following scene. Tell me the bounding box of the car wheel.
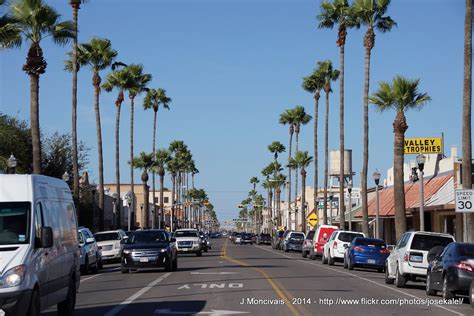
[426,272,437,296]
[395,265,406,288]
[343,256,348,269]
[347,256,354,270]
[385,263,394,284]
[442,275,455,300]
[196,251,202,257]
[98,258,103,270]
[322,252,328,264]
[172,256,178,271]
[27,289,40,316]
[302,251,307,258]
[377,267,384,273]
[121,267,129,274]
[204,248,208,253]
[165,256,173,272]
[81,257,89,275]
[328,253,335,266]
[57,275,76,316]
[469,279,474,308]
[90,260,99,274]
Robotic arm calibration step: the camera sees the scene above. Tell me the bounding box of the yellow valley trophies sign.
[404,137,443,154]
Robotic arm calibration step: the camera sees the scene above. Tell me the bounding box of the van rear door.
[33,201,50,308]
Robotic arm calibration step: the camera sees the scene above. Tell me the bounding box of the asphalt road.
[44,238,473,316]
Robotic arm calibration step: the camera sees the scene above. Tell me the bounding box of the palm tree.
[318,0,357,231]
[318,60,340,225]
[66,37,117,230]
[0,0,20,48]
[191,164,199,189]
[273,173,287,228]
[144,88,171,227]
[268,141,286,164]
[370,75,431,240]
[294,151,313,233]
[353,0,396,236]
[462,0,472,242]
[102,67,133,228]
[2,0,73,174]
[291,106,312,217]
[303,69,325,218]
[131,152,155,229]
[261,179,273,233]
[167,157,179,231]
[169,141,189,227]
[250,176,259,191]
[126,64,152,226]
[153,149,171,229]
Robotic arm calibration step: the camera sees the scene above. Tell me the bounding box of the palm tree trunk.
[301,169,307,234]
[30,73,42,175]
[129,95,135,228]
[142,172,149,229]
[323,91,330,225]
[295,131,299,226]
[287,129,293,226]
[313,93,320,220]
[115,92,123,229]
[339,43,346,231]
[276,187,281,227]
[159,171,165,229]
[71,4,80,213]
[361,28,375,236]
[152,109,157,229]
[171,174,175,231]
[463,0,473,242]
[268,189,273,233]
[393,111,408,241]
[93,73,105,230]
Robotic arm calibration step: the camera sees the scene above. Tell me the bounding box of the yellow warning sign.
[307,210,319,227]
[404,137,443,154]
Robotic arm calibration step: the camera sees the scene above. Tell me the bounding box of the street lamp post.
[347,179,353,231]
[416,154,426,231]
[373,169,381,239]
[329,194,333,225]
[7,154,17,174]
[140,203,144,229]
[125,195,132,231]
[112,192,118,230]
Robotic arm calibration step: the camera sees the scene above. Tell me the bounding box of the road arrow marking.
[154,309,249,315]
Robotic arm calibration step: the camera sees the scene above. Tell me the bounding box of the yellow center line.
[220,239,302,316]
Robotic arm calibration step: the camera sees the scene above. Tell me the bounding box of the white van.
[0,174,80,315]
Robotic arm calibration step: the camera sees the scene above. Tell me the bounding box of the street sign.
[455,189,474,213]
[306,210,319,227]
[404,137,443,154]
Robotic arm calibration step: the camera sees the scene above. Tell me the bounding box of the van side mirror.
[40,227,53,248]
[86,237,95,244]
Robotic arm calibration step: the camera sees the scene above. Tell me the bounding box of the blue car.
[343,237,390,272]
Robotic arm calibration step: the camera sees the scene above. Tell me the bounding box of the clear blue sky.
[0,0,468,224]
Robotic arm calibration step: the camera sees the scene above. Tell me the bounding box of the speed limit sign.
[455,189,474,213]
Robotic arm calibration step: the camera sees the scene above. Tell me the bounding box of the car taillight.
[333,241,337,249]
[380,249,390,254]
[354,246,365,252]
[454,261,474,272]
[403,252,409,262]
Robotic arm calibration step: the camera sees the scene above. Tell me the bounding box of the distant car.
[385,231,455,288]
[302,230,315,258]
[426,242,474,300]
[241,233,253,245]
[222,232,228,237]
[322,230,365,265]
[257,233,272,245]
[309,225,338,260]
[282,231,305,252]
[121,229,177,273]
[344,237,390,272]
[234,234,242,244]
[78,227,102,274]
[94,229,128,263]
[272,230,286,250]
[174,229,203,256]
[210,232,219,238]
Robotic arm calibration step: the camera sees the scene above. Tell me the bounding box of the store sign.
[455,189,474,213]
[404,137,443,154]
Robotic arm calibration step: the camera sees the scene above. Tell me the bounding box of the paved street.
[42,238,472,316]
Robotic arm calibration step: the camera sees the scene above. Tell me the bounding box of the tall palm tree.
[167,157,179,231]
[291,106,312,217]
[66,37,117,229]
[126,64,152,226]
[250,176,259,191]
[462,0,472,242]
[0,0,21,48]
[318,60,340,225]
[294,151,313,233]
[274,173,287,228]
[102,67,133,228]
[318,0,357,231]
[191,164,199,189]
[261,179,273,233]
[268,141,286,164]
[2,0,73,174]
[69,0,88,207]
[279,109,296,225]
[303,69,325,217]
[153,149,171,229]
[169,141,189,227]
[370,75,431,241]
[144,88,171,226]
[131,152,154,229]
[353,0,396,235]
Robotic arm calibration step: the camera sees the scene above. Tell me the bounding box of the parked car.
[173,229,203,256]
[309,225,338,260]
[234,234,242,244]
[272,230,286,250]
[426,242,474,300]
[94,229,128,263]
[78,227,102,274]
[251,233,257,243]
[322,230,365,265]
[302,230,315,258]
[282,231,305,252]
[343,237,390,272]
[0,174,80,315]
[121,229,177,273]
[385,231,455,288]
[470,279,474,308]
[257,233,272,245]
[241,233,253,245]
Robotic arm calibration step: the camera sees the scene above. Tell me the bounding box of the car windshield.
[411,235,453,251]
[95,232,121,242]
[174,230,198,238]
[355,238,386,247]
[0,202,30,245]
[129,231,168,243]
[457,244,474,258]
[291,233,305,240]
[339,233,364,242]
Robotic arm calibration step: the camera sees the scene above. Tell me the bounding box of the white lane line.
[257,246,465,316]
[104,273,171,316]
[80,267,121,282]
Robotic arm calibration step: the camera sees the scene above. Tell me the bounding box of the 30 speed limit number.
[455,189,474,213]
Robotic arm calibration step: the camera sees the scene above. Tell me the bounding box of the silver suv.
[78,227,102,274]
